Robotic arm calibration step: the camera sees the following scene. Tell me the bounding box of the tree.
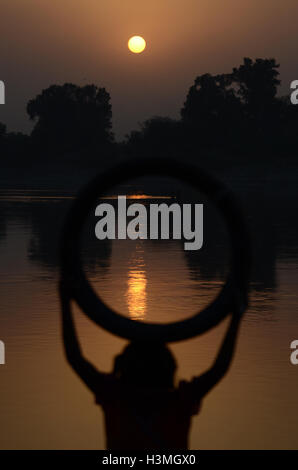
[27,83,113,151]
[232,58,281,136]
[232,58,280,113]
[126,117,185,157]
[181,58,283,150]
[181,73,242,147]
[0,122,6,139]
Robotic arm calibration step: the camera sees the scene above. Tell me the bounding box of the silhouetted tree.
[27,83,113,152]
[126,117,185,157]
[0,122,7,159]
[232,58,280,114]
[280,95,298,150]
[0,122,6,139]
[0,57,297,172]
[232,58,282,139]
[180,58,286,151]
[181,73,243,148]
[0,122,31,165]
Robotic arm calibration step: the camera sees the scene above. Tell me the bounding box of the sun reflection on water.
[126,250,147,320]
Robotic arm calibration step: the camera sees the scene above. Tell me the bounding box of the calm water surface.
[0,177,298,449]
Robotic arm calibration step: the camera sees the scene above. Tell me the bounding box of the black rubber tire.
[60,157,250,343]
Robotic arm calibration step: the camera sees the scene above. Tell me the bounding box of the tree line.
[1,58,297,167]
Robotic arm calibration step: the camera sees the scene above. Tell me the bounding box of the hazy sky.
[1,0,298,139]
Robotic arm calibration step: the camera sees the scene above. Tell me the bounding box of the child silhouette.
[60,281,242,450]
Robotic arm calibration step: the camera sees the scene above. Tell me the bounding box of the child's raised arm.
[191,312,242,399]
[59,280,109,393]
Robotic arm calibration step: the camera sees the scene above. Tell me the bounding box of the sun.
[128,36,146,54]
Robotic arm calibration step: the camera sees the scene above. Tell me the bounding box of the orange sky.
[1,0,298,138]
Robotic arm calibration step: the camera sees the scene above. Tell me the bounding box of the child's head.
[113,341,177,388]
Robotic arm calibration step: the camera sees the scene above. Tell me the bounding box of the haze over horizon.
[1,0,298,139]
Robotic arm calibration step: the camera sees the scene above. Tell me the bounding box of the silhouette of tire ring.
[60,157,250,342]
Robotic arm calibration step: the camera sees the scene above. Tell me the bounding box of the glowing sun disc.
[128,36,146,54]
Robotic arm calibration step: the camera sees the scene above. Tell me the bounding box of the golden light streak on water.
[126,251,147,320]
